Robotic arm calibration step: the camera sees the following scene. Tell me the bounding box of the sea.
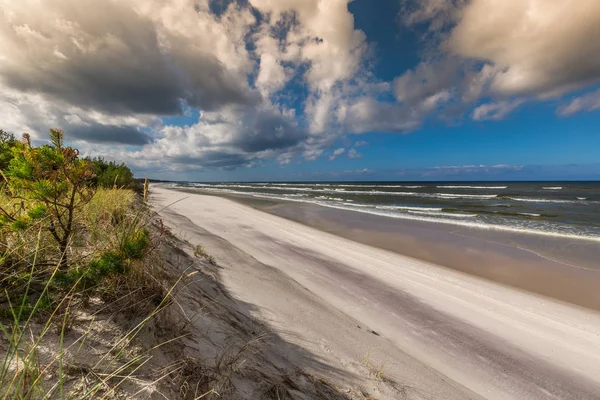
[174,181,600,241]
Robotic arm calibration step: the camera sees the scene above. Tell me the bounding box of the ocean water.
[174,181,600,241]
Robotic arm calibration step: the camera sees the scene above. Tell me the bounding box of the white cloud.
[558,89,600,116]
[3,0,600,175]
[472,100,524,121]
[328,147,346,161]
[249,0,368,92]
[447,0,600,97]
[120,103,306,171]
[0,0,378,172]
[339,97,421,133]
[256,53,290,97]
[399,0,600,122]
[394,61,457,105]
[347,148,362,159]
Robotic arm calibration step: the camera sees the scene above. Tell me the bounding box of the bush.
[1,129,96,268]
[55,251,126,292]
[0,128,172,400]
[0,129,16,171]
[88,157,135,189]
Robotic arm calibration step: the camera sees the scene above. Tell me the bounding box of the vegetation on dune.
[2,129,96,269]
[0,130,17,172]
[0,129,170,399]
[0,128,363,400]
[87,157,135,189]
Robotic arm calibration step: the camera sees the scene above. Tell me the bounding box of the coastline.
[152,184,600,399]
[150,185,481,400]
[172,186,600,312]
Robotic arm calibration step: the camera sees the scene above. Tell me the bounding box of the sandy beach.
[226,194,600,312]
[152,185,600,400]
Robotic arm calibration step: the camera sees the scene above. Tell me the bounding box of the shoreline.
[171,186,600,312]
[150,186,481,399]
[151,184,600,399]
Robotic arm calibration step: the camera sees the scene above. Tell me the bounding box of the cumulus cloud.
[400,0,600,120]
[120,103,306,170]
[3,0,599,174]
[0,0,378,171]
[250,0,368,92]
[338,97,421,133]
[0,86,156,144]
[0,0,258,116]
[447,0,600,98]
[393,60,457,105]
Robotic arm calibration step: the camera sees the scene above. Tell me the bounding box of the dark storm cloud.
[232,110,307,152]
[0,0,257,116]
[69,125,153,145]
[170,152,249,169]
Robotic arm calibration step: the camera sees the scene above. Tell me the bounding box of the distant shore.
[172,186,600,312]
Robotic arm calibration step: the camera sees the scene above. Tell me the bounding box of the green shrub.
[1,129,96,268]
[87,157,135,189]
[55,251,126,292]
[91,251,126,276]
[0,129,16,171]
[121,228,149,259]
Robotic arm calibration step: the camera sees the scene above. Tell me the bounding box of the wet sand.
[210,191,600,312]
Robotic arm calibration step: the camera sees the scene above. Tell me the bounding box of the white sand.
[151,185,600,400]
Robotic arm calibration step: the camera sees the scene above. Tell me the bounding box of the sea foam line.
[437,185,507,189]
[507,197,582,204]
[193,185,503,199]
[176,185,600,242]
[318,202,600,242]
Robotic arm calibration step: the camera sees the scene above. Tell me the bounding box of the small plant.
[1,129,95,268]
[120,228,150,260]
[193,245,207,258]
[194,245,217,265]
[362,348,386,381]
[55,251,126,292]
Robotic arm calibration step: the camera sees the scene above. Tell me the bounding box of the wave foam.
[407,210,477,218]
[314,203,600,242]
[437,185,507,189]
[176,184,599,242]
[508,197,578,204]
[437,193,498,199]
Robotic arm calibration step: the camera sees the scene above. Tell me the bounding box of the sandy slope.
[151,185,600,400]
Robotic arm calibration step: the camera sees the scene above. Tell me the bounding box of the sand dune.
[152,185,600,400]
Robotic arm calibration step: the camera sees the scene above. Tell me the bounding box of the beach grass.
[0,183,184,399]
[0,131,366,399]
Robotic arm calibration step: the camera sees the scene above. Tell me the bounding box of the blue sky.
[1,0,600,181]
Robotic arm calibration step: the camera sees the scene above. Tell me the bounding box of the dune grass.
[0,187,183,399]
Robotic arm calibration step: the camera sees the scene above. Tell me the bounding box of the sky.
[1,0,599,181]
